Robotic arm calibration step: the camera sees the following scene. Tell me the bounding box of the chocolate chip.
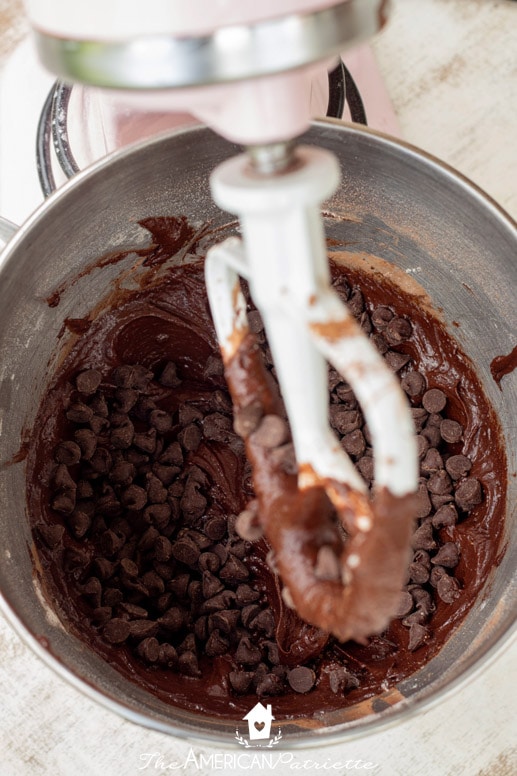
[256,674,284,697]
[167,573,190,599]
[287,666,316,694]
[146,473,168,504]
[236,584,261,606]
[432,542,460,568]
[219,554,249,582]
[159,361,181,387]
[136,636,160,663]
[152,536,171,563]
[235,636,262,666]
[328,666,358,693]
[422,388,447,413]
[201,412,233,443]
[427,470,453,495]
[218,610,246,638]
[384,317,412,345]
[114,364,153,390]
[141,570,165,596]
[113,387,138,413]
[68,509,91,538]
[103,587,124,607]
[421,448,443,474]
[89,394,109,417]
[229,671,254,694]
[440,419,463,444]
[241,604,262,628]
[92,558,115,582]
[197,552,220,574]
[103,618,130,644]
[411,407,429,432]
[137,526,159,552]
[51,491,76,515]
[152,464,179,487]
[81,577,102,608]
[205,629,230,657]
[52,464,77,491]
[411,521,437,551]
[91,606,112,626]
[171,536,200,567]
[144,503,171,529]
[436,572,461,604]
[414,482,433,519]
[74,428,97,460]
[342,429,366,458]
[118,602,148,619]
[186,528,213,550]
[408,623,429,651]
[178,650,201,677]
[445,454,472,480]
[203,516,227,541]
[413,549,431,569]
[385,350,411,372]
[159,441,184,466]
[129,620,159,641]
[121,484,147,511]
[402,609,428,627]
[110,421,135,450]
[249,609,275,638]
[199,571,223,600]
[431,504,458,529]
[89,447,112,474]
[133,428,157,454]
[37,524,65,549]
[100,529,125,556]
[159,607,187,633]
[371,305,394,330]
[76,479,94,499]
[120,557,139,578]
[314,545,341,581]
[109,461,136,487]
[411,587,434,616]
[401,371,426,397]
[409,562,430,585]
[158,643,178,668]
[356,455,374,484]
[394,591,414,618]
[66,402,94,424]
[54,441,81,465]
[76,369,102,395]
[330,408,362,435]
[334,384,358,407]
[178,423,202,453]
[455,477,483,511]
[146,410,171,435]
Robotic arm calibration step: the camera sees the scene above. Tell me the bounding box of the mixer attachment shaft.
[205,144,419,642]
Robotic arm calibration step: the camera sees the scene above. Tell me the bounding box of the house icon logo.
[235,702,282,748]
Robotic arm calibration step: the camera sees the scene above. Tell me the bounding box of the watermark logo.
[235,701,282,748]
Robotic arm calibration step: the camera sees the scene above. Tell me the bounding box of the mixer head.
[26,0,389,143]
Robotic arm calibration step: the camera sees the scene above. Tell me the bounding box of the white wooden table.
[1,1,516,774]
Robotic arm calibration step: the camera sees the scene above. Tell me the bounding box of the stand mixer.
[25,0,418,642]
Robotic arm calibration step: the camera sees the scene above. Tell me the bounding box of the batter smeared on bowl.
[26,220,506,720]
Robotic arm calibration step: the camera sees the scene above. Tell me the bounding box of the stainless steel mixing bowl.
[0,121,515,746]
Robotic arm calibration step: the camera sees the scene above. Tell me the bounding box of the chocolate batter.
[26,220,506,721]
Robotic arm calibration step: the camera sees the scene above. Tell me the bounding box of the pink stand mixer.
[25,0,418,641]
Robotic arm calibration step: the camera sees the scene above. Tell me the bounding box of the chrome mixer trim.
[34,0,385,89]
